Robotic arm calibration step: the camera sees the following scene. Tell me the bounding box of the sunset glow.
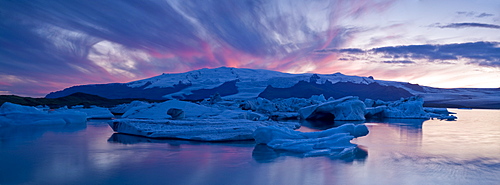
[1,0,499,97]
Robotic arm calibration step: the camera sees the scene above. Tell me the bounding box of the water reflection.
[299,119,365,130]
[252,144,368,163]
[1,109,499,184]
[107,133,255,146]
[0,124,86,147]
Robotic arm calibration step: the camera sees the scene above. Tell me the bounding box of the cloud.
[316,48,364,54]
[477,13,494,18]
[0,0,397,97]
[456,11,494,18]
[374,42,500,65]
[381,60,415,64]
[436,23,500,29]
[319,42,500,68]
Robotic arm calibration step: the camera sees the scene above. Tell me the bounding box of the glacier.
[45,67,500,109]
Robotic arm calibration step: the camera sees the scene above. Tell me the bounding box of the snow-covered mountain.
[46,67,500,108]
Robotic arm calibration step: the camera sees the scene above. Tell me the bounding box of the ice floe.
[109,119,299,141]
[72,106,114,119]
[298,96,366,121]
[253,123,369,157]
[110,100,150,114]
[121,100,221,120]
[381,96,430,119]
[0,102,87,126]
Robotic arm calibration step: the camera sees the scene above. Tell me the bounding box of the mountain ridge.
[45,67,500,108]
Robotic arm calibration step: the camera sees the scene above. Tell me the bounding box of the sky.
[1,0,499,97]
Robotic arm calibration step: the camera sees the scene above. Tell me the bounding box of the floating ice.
[299,96,366,121]
[72,107,114,119]
[0,102,87,126]
[110,101,150,114]
[121,100,221,120]
[382,96,430,119]
[109,119,300,141]
[253,123,369,157]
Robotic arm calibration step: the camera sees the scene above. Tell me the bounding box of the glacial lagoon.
[1,109,499,185]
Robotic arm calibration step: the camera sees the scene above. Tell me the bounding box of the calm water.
[1,109,499,185]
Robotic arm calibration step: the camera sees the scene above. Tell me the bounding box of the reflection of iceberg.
[0,124,86,146]
[300,119,365,130]
[108,133,255,145]
[367,118,426,130]
[366,118,425,145]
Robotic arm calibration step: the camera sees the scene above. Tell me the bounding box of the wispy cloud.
[0,0,397,97]
[381,60,415,64]
[456,11,494,18]
[436,22,500,29]
[318,41,500,68]
[477,13,494,18]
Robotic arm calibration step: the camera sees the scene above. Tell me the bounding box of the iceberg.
[72,107,114,119]
[253,123,369,157]
[364,106,387,118]
[121,100,221,120]
[109,119,300,141]
[110,100,150,114]
[0,102,87,126]
[382,96,430,119]
[298,96,366,121]
[211,110,268,121]
[424,107,457,121]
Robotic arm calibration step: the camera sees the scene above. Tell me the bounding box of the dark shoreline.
[2,92,499,110]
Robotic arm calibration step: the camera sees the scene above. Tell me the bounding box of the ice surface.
[121,100,221,120]
[72,107,114,119]
[424,107,457,121]
[253,123,369,157]
[0,102,87,126]
[109,119,300,141]
[299,96,366,121]
[382,96,430,119]
[110,100,150,114]
[364,106,387,118]
[211,110,268,121]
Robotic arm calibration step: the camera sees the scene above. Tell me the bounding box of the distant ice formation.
[71,106,114,119]
[0,102,87,126]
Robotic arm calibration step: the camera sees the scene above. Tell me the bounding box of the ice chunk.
[253,123,369,157]
[364,106,387,118]
[110,101,150,114]
[270,112,300,121]
[211,110,268,121]
[72,107,114,119]
[108,119,300,141]
[423,107,452,115]
[0,102,87,126]
[424,107,457,120]
[383,96,430,119]
[364,99,375,107]
[298,96,366,121]
[122,100,221,120]
[309,94,326,102]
